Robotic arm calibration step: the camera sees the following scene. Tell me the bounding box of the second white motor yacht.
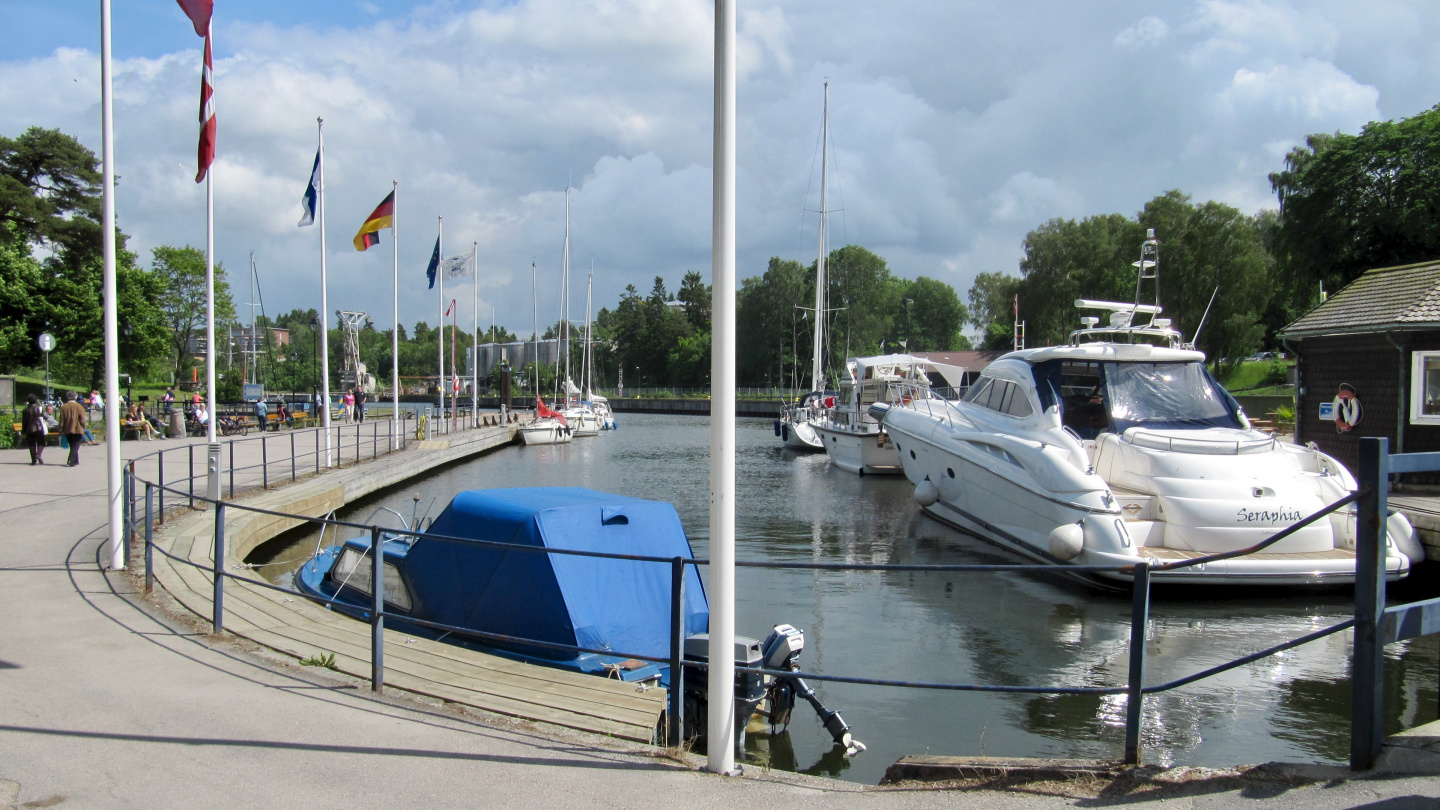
[813,354,966,475]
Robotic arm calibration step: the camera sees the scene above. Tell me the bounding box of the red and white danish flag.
[195,34,216,183]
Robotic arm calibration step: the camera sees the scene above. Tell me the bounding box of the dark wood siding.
[1294,329,1440,481]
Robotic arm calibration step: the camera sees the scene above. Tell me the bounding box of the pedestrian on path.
[343,390,355,423]
[21,394,46,465]
[59,391,87,467]
[355,389,366,423]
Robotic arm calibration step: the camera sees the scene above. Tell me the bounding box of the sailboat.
[580,264,616,431]
[776,82,835,452]
[521,256,572,446]
[555,190,599,437]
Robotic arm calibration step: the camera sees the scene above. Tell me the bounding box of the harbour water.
[250,413,1440,784]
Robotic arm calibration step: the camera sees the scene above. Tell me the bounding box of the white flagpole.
[391,180,400,449]
[318,117,332,465]
[101,0,124,569]
[204,21,219,514]
[707,0,737,775]
[472,241,479,424]
[437,216,445,427]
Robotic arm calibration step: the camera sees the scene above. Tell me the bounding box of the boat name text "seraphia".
[1235,507,1303,524]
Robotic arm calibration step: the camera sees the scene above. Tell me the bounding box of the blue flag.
[297,151,320,227]
[425,236,440,289]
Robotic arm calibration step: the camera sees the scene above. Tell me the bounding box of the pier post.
[212,502,225,635]
[1124,561,1150,765]
[371,525,385,693]
[144,482,153,595]
[668,556,686,747]
[1351,437,1388,770]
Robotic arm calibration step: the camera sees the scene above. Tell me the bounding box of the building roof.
[1281,259,1440,338]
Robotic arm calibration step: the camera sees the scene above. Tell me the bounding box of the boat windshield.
[1032,359,1242,437]
[1103,362,1242,433]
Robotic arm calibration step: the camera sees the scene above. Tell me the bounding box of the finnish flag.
[298,151,320,227]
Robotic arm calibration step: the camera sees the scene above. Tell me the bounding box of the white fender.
[914,477,939,507]
[1048,523,1085,560]
[1389,511,1425,564]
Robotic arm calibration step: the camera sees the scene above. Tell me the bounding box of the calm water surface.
[251,413,1440,785]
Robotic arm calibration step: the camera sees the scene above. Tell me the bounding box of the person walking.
[342,390,355,423]
[161,387,175,415]
[59,391,87,466]
[21,394,46,465]
[355,389,366,423]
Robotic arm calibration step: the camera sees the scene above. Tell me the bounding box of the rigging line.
[827,122,849,249]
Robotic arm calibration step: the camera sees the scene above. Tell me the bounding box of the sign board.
[37,332,55,352]
[1318,401,1336,421]
[242,383,265,402]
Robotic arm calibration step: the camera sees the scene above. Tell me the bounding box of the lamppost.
[121,322,133,403]
[310,313,319,412]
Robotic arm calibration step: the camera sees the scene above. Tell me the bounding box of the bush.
[1262,357,1288,387]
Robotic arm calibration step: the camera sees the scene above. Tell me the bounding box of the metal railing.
[121,434,1435,768]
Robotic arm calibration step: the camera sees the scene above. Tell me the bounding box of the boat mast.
[531,261,539,403]
[809,81,829,393]
[561,187,571,404]
[584,264,594,400]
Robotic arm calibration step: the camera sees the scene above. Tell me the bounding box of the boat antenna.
[1189,285,1220,349]
[1131,228,1159,326]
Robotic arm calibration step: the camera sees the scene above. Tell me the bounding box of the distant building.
[465,340,563,379]
[184,325,290,360]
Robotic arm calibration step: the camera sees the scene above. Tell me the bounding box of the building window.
[1410,351,1440,425]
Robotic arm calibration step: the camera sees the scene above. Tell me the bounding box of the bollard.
[1351,437,1388,770]
[144,482,154,595]
[1123,561,1151,765]
[212,502,226,635]
[668,556,686,747]
[371,525,385,693]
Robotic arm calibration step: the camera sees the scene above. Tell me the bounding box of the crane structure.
[336,310,377,394]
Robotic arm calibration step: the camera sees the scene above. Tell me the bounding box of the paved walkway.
[2,434,1439,808]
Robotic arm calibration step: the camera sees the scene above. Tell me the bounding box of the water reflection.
[248,414,1440,784]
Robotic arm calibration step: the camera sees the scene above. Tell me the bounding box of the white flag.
[442,246,476,280]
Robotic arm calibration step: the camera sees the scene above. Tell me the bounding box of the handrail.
[121,431,1425,769]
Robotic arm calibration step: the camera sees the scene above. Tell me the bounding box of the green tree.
[676,270,711,332]
[152,245,236,383]
[826,245,903,369]
[893,276,968,352]
[736,257,809,387]
[1270,105,1440,314]
[0,127,101,255]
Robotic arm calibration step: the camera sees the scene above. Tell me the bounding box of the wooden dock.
[145,426,667,744]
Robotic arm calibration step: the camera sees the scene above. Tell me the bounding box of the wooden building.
[1279,259,1440,478]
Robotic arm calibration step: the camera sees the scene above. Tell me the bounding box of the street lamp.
[121,322,133,403]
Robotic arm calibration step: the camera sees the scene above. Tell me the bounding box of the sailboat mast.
[562,187,571,404]
[584,264,594,400]
[532,261,538,402]
[809,81,829,393]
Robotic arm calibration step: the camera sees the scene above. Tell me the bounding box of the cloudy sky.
[4,0,1438,338]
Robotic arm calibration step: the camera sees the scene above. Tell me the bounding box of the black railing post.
[1123,561,1151,765]
[355,424,360,465]
[291,432,296,482]
[188,443,195,509]
[212,502,226,635]
[315,424,321,475]
[262,435,269,489]
[144,482,154,595]
[158,451,165,519]
[372,421,377,459]
[121,466,130,560]
[229,441,235,497]
[371,525,385,693]
[668,556,686,747]
[1351,437,1389,770]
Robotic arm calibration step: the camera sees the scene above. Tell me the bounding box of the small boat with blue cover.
[295,487,863,754]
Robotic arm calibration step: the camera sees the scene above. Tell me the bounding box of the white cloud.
[1114,17,1169,50]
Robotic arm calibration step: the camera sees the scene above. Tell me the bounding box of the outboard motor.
[759,624,866,757]
[682,634,768,758]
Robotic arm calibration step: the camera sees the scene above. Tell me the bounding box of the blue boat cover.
[411,488,708,662]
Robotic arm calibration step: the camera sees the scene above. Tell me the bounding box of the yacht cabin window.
[330,547,415,612]
[1031,359,1240,438]
[964,377,1034,418]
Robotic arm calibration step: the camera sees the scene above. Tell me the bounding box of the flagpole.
[391,180,400,449]
[437,216,445,430]
[204,23,219,517]
[101,0,124,569]
[318,117,332,465]
[707,0,738,774]
[472,241,479,426]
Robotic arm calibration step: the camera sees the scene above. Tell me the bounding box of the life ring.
[1334,384,1361,433]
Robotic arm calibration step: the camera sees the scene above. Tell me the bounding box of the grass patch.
[298,652,338,670]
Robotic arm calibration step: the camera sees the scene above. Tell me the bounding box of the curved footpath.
[1,434,1438,808]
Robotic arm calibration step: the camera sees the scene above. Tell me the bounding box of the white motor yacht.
[813,354,966,475]
[874,231,1421,585]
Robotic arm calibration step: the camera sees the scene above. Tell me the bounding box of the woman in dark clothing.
[21,394,46,465]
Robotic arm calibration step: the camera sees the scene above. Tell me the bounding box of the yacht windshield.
[1104,362,1242,432]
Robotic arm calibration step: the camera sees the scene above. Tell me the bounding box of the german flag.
[353,190,395,251]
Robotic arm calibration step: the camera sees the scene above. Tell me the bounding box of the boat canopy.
[412,487,708,662]
[1031,359,1244,436]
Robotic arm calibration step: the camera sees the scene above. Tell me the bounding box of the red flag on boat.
[536,397,568,427]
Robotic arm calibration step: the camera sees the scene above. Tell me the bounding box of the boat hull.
[813,422,902,475]
[884,407,1411,586]
[521,422,574,445]
[779,417,824,450]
